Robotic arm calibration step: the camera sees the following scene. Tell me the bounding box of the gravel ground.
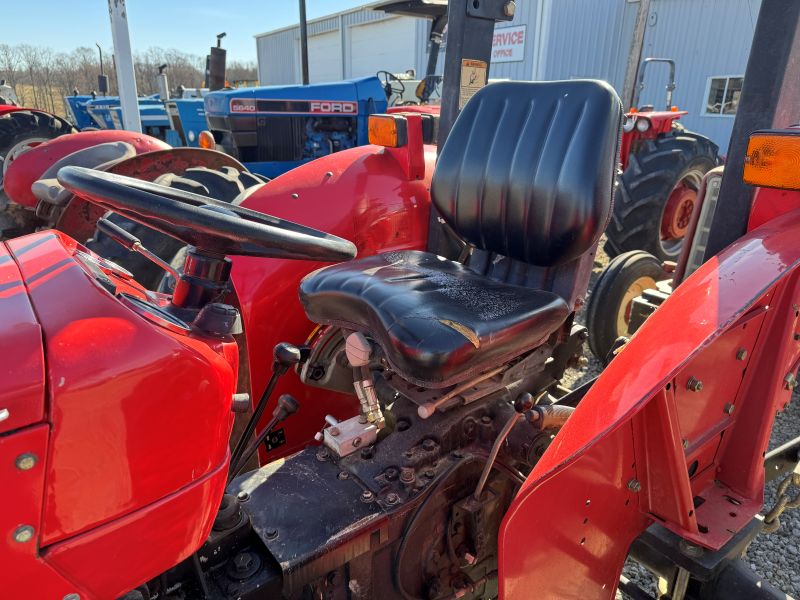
[565,241,800,599]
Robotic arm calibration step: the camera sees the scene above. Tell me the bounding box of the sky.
[1,1,369,63]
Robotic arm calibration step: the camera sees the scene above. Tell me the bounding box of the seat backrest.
[431,80,622,267]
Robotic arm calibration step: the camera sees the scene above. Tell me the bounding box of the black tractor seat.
[300,80,622,390]
[301,250,570,388]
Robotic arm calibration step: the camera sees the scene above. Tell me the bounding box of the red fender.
[499,208,800,599]
[231,131,434,460]
[4,130,170,209]
[54,147,246,243]
[0,105,26,116]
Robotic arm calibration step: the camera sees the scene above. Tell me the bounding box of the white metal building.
[255,0,760,152]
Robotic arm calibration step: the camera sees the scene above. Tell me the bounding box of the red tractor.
[0,103,76,236]
[2,2,799,600]
[606,58,721,262]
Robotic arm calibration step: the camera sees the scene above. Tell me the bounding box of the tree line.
[0,43,257,117]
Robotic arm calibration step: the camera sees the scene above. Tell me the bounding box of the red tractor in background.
[0,102,76,236]
[606,58,721,262]
[587,59,725,361]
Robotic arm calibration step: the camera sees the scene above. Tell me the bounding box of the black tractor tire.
[605,129,720,262]
[0,110,76,237]
[85,166,266,290]
[586,250,665,363]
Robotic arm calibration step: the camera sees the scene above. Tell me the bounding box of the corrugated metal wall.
[256,6,400,85]
[541,0,638,90]
[255,0,758,151]
[637,0,760,153]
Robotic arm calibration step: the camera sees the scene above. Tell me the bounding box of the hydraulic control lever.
[96,218,180,282]
[228,342,304,482]
[228,393,299,480]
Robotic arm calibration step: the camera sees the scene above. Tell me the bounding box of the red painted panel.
[0,242,44,434]
[44,458,228,599]
[500,208,800,599]
[0,425,86,599]
[232,143,434,460]
[500,423,649,599]
[6,231,237,545]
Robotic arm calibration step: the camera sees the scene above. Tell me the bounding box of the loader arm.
[499,207,800,598]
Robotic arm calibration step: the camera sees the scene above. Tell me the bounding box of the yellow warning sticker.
[459,59,488,109]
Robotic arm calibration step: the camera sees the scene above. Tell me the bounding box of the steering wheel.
[376,70,406,106]
[56,166,357,262]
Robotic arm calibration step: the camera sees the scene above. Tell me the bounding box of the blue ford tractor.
[202,76,389,178]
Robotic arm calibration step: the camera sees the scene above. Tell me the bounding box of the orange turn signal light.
[198,130,216,150]
[368,114,408,148]
[744,130,800,190]
[670,105,679,112]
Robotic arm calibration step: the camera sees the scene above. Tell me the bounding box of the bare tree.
[0,42,258,116]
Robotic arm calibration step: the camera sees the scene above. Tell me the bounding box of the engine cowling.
[0,230,239,599]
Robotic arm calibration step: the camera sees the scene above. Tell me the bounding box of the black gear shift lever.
[228,342,303,482]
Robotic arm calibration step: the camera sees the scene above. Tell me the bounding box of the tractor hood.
[203,76,387,117]
[0,240,45,435]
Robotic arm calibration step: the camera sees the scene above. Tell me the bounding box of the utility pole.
[299,0,310,84]
[107,0,141,132]
[621,0,651,109]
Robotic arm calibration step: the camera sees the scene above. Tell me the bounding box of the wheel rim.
[0,138,48,192]
[658,168,704,257]
[615,275,658,338]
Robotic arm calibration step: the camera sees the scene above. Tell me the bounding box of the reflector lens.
[368,114,407,148]
[744,132,800,190]
[198,130,215,150]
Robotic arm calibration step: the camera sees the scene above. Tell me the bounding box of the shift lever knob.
[273,342,302,373]
[273,394,300,421]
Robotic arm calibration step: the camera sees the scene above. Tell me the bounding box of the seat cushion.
[300,250,570,388]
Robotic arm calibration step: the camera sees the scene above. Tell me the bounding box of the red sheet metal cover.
[0,240,45,434]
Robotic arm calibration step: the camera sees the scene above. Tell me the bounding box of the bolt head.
[237,491,250,502]
[15,453,37,471]
[687,377,703,392]
[736,348,748,361]
[13,525,34,543]
[361,490,375,502]
[352,436,362,447]
[266,528,278,539]
[233,552,254,571]
[503,0,516,17]
[386,492,399,504]
[338,471,349,480]
[63,595,81,600]
[422,438,437,451]
[682,439,689,449]
[627,479,642,493]
[723,403,735,415]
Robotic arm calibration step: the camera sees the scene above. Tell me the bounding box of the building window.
[704,76,744,116]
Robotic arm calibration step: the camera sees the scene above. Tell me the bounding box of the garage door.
[349,17,417,78]
[309,31,342,83]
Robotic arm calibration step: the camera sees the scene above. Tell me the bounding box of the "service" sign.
[492,25,526,63]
